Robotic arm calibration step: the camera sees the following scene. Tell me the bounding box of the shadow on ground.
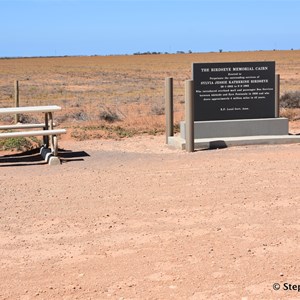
[0,148,90,167]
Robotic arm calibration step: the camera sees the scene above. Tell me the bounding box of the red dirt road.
[1,136,300,299]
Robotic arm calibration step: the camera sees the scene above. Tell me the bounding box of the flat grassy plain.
[0,50,300,140]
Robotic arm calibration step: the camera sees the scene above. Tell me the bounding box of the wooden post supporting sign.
[185,80,194,152]
[275,74,280,118]
[165,77,174,143]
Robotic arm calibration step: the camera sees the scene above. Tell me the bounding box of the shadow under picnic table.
[0,148,90,167]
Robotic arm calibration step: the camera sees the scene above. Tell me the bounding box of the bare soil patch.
[1,135,300,299]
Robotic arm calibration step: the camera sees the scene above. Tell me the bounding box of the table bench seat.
[0,129,66,139]
[0,105,61,114]
[0,129,66,158]
[0,123,56,130]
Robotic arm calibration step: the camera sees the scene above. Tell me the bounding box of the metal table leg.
[48,112,55,153]
[44,112,49,147]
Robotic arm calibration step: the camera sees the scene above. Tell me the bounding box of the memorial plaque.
[193,61,275,121]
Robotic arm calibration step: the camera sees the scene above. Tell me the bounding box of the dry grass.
[0,50,300,140]
[280,108,300,121]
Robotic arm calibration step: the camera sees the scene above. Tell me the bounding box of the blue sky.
[1,0,299,57]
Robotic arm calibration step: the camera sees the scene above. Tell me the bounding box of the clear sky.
[1,0,299,57]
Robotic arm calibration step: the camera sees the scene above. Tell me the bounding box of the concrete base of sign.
[180,118,289,139]
[168,135,300,150]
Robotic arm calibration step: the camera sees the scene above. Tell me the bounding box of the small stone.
[169,285,177,289]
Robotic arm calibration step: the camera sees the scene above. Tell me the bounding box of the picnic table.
[0,105,66,165]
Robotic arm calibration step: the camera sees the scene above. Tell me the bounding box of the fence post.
[165,77,173,143]
[275,74,280,118]
[14,80,20,123]
[185,80,194,152]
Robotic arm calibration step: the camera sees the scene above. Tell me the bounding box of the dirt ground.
[1,133,300,300]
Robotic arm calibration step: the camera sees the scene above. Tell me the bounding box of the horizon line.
[1,48,299,60]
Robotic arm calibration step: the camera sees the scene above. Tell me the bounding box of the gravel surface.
[1,135,300,299]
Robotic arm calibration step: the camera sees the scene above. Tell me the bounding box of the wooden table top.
[0,105,62,114]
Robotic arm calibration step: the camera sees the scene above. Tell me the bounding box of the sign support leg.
[165,77,174,143]
[185,80,194,152]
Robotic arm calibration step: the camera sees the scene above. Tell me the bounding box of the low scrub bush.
[55,114,69,123]
[70,124,136,140]
[0,136,40,151]
[0,115,14,123]
[55,111,89,123]
[70,111,89,121]
[280,108,300,121]
[18,114,39,124]
[99,108,120,123]
[150,103,165,115]
[280,91,300,108]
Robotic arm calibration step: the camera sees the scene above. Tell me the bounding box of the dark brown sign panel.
[193,61,275,121]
